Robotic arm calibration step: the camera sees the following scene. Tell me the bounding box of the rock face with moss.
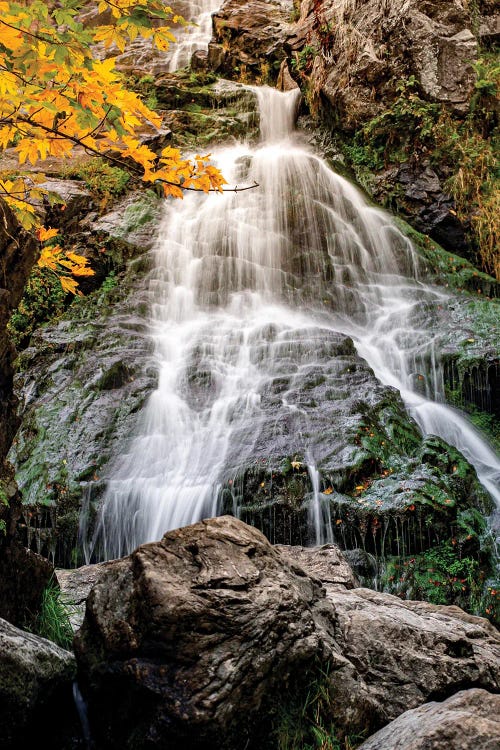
[9,243,157,567]
[0,199,55,627]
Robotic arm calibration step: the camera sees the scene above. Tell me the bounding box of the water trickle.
[88,85,499,561]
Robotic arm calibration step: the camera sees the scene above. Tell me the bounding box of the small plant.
[291,45,318,74]
[64,158,130,205]
[8,264,67,348]
[35,578,74,650]
[271,665,364,750]
[101,270,118,294]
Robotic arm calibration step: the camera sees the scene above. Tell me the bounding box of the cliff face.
[209,0,499,275]
[0,200,38,465]
[0,201,53,627]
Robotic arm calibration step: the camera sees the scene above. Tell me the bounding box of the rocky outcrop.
[289,0,478,126]
[74,517,500,749]
[57,561,115,631]
[210,0,293,80]
[324,585,500,735]
[0,617,77,749]
[357,689,500,750]
[74,516,344,749]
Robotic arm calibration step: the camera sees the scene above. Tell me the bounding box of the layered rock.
[357,689,500,750]
[324,585,500,735]
[210,0,293,80]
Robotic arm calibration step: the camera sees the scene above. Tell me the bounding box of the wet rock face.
[74,517,500,749]
[357,689,500,750]
[0,617,76,749]
[74,516,341,750]
[9,269,157,566]
[214,324,492,552]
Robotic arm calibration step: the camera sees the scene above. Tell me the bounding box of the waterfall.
[88,86,499,561]
[167,0,222,72]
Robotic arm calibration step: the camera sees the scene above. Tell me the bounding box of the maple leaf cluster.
[0,0,227,291]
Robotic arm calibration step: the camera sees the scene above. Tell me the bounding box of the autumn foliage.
[0,0,227,290]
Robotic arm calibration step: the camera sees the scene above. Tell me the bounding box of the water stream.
[87,85,499,561]
[167,0,221,71]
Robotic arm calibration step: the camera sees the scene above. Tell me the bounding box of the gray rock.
[74,516,343,750]
[342,548,378,580]
[0,617,76,747]
[74,517,500,748]
[357,689,500,750]
[276,543,358,587]
[324,586,500,736]
[37,178,94,230]
[56,562,114,631]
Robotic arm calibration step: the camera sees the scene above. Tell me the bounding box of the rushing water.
[167,0,222,71]
[87,86,499,561]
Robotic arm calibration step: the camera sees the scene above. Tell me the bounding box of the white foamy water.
[87,86,499,561]
[167,0,222,71]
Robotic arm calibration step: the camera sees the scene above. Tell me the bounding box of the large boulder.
[75,517,500,748]
[74,516,342,749]
[325,586,500,736]
[358,689,500,750]
[0,617,77,748]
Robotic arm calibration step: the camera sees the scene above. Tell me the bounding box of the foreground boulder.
[74,516,342,749]
[0,617,76,748]
[358,689,500,750]
[324,586,500,736]
[75,517,500,748]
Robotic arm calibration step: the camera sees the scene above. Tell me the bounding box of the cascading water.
[166,0,222,72]
[88,85,499,561]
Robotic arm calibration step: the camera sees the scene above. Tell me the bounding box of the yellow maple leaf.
[36,227,59,242]
[60,276,80,294]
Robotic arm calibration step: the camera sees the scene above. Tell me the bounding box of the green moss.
[63,157,130,202]
[394,216,498,294]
